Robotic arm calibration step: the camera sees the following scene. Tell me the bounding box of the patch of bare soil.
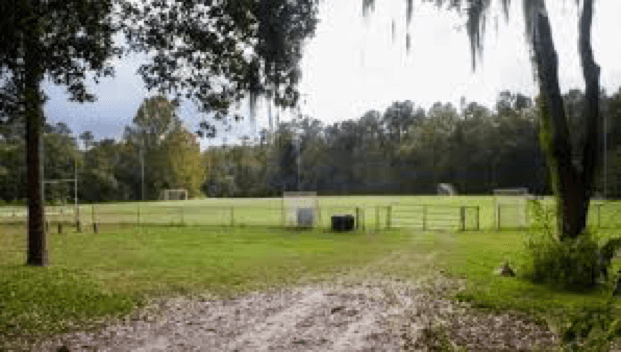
[30,275,556,351]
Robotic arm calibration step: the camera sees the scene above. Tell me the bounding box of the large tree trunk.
[532,0,600,241]
[23,20,48,266]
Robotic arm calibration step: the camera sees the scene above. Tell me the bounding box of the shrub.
[523,200,601,291]
[560,298,621,351]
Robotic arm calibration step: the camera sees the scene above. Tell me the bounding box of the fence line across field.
[1,200,619,231]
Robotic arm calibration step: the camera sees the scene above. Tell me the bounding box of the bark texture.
[532,0,600,241]
[23,3,48,266]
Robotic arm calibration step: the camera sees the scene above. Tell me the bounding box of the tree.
[118,0,319,134]
[79,130,95,150]
[162,127,205,198]
[363,0,602,240]
[3,0,319,266]
[1,0,123,266]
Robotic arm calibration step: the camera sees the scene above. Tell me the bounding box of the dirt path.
[31,250,557,351]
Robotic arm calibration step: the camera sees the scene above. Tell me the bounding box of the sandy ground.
[12,250,558,351]
[30,280,557,351]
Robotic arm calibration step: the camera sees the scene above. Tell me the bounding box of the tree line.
[4,87,619,204]
[0,95,204,204]
[206,88,621,198]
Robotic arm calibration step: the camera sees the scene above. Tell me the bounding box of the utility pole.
[74,150,79,223]
[141,97,149,201]
[141,147,145,201]
[604,111,608,199]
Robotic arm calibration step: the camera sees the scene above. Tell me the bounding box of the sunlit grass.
[0,224,413,344]
[1,196,620,348]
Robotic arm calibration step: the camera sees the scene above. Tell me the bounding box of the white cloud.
[42,0,621,149]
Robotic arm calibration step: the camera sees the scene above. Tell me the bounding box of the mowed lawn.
[2,195,619,230]
[1,224,425,344]
[2,196,621,347]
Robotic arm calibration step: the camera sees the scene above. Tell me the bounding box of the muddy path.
[28,250,556,351]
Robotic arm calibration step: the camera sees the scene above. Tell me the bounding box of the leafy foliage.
[118,0,319,128]
[523,199,602,291]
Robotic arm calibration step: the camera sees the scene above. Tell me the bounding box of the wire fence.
[1,200,619,233]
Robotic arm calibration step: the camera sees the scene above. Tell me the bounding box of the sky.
[42,0,621,149]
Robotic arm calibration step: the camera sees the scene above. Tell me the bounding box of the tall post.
[75,152,79,225]
[141,147,145,201]
[604,110,607,199]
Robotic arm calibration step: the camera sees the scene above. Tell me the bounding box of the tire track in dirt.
[30,246,557,351]
[226,290,327,351]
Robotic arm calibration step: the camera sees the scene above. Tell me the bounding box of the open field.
[2,217,621,349]
[1,195,620,231]
[2,196,621,349]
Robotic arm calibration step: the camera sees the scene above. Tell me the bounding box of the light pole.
[604,110,608,199]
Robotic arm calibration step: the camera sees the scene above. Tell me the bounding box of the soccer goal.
[282,192,320,228]
[437,183,457,196]
[493,188,530,229]
[163,189,189,201]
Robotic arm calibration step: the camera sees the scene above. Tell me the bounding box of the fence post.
[476,206,480,231]
[496,205,500,231]
[422,205,427,231]
[356,207,360,230]
[231,206,235,227]
[375,206,380,231]
[92,204,95,228]
[386,206,392,230]
[76,220,81,233]
[460,206,465,231]
[137,203,141,226]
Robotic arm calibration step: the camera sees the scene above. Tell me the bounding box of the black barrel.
[331,214,355,231]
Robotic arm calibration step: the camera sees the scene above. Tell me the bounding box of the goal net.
[163,189,189,201]
[282,192,320,228]
[493,188,529,229]
[437,183,457,196]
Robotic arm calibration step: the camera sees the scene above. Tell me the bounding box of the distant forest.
[1,88,620,203]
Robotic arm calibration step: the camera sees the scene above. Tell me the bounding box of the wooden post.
[422,205,427,230]
[496,204,500,231]
[356,207,360,230]
[93,221,99,234]
[386,206,392,230]
[231,206,235,227]
[476,206,480,231]
[460,206,466,231]
[375,206,380,231]
[76,220,81,233]
[137,203,141,226]
[58,222,63,234]
[91,204,95,228]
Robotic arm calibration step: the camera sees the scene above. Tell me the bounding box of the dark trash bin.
[332,214,355,231]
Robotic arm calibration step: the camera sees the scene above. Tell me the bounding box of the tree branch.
[578,0,600,196]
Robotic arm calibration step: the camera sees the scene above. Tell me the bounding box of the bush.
[560,298,621,351]
[523,200,601,291]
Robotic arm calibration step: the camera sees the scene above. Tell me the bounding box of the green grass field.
[2,195,621,348]
[1,195,619,231]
